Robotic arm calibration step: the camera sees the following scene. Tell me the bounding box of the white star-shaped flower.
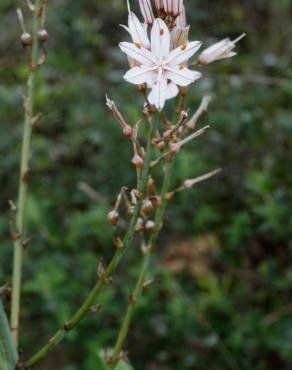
[119,18,201,111]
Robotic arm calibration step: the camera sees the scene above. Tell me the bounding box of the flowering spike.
[198,33,246,65]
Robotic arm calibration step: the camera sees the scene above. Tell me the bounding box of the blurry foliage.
[1,0,292,369]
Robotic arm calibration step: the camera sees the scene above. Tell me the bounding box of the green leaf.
[0,295,18,370]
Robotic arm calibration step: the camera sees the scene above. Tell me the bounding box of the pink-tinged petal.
[119,42,156,66]
[149,70,167,110]
[167,41,202,65]
[139,0,155,25]
[176,3,186,28]
[128,11,150,49]
[151,18,170,60]
[123,66,156,85]
[170,25,189,49]
[165,66,202,86]
[172,0,182,16]
[154,0,163,10]
[165,82,179,100]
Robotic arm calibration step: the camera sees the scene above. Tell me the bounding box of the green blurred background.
[1,0,292,369]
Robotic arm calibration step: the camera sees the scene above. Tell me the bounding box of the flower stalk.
[10,0,44,348]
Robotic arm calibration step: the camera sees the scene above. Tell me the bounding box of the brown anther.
[21,32,32,46]
[128,292,136,304]
[160,28,164,35]
[181,43,187,51]
[113,235,123,249]
[141,199,154,216]
[107,210,119,226]
[145,220,155,233]
[38,29,48,42]
[134,42,142,49]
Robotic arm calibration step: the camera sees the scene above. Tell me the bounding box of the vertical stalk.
[11,0,42,347]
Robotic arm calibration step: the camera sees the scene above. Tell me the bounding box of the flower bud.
[122,125,133,138]
[21,32,32,46]
[38,29,48,42]
[147,176,155,193]
[107,210,119,225]
[145,220,155,233]
[132,154,144,169]
[141,199,154,216]
[135,217,144,232]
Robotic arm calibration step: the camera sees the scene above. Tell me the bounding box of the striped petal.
[165,66,201,86]
[119,42,156,66]
[123,66,156,85]
[167,41,202,65]
[151,18,170,60]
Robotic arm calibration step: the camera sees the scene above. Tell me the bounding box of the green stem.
[10,0,41,348]
[24,115,156,368]
[108,161,174,370]
[108,252,151,370]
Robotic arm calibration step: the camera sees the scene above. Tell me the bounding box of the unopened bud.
[179,86,189,96]
[150,195,161,208]
[132,154,144,169]
[122,125,133,138]
[135,217,144,232]
[21,32,32,46]
[141,199,153,216]
[147,176,155,193]
[113,235,123,249]
[138,83,147,92]
[107,210,119,225]
[145,220,155,233]
[38,29,48,42]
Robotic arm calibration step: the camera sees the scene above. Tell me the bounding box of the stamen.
[135,42,142,49]
[160,28,164,35]
[181,43,187,51]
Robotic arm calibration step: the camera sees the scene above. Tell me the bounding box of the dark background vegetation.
[1,0,292,369]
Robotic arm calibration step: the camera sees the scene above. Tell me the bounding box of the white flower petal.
[151,18,170,60]
[149,70,167,110]
[119,42,156,66]
[165,82,179,100]
[123,66,156,85]
[128,11,150,49]
[165,66,202,86]
[167,41,202,65]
